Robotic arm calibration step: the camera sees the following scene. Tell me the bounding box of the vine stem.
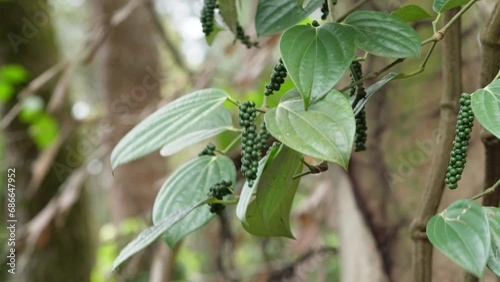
[339,58,404,92]
[471,179,500,200]
[328,0,336,22]
[398,41,437,79]
[493,70,500,80]
[212,196,239,205]
[336,0,371,22]
[221,134,242,154]
[422,0,478,45]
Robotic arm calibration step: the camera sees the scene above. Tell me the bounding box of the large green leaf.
[111,89,231,169]
[256,0,323,36]
[244,145,303,238]
[351,72,400,114]
[433,0,469,13]
[471,79,500,139]
[236,144,280,223]
[243,144,303,238]
[343,11,421,58]
[265,89,355,169]
[391,5,432,22]
[219,0,238,34]
[113,198,210,270]
[427,199,491,278]
[280,23,355,109]
[153,155,236,247]
[484,207,500,276]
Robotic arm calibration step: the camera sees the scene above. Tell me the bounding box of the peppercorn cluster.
[350,61,367,152]
[264,58,287,96]
[199,143,216,156]
[239,101,259,187]
[354,109,367,152]
[207,180,232,214]
[200,0,216,36]
[445,93,474,189]
[236,23,258,48]
[256,122,270,157]
[321,0,329,20]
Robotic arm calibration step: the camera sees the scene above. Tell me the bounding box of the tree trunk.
[94,0,168,279]
[0,1,93,281]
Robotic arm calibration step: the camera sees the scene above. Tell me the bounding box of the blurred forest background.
[0,0,498,281]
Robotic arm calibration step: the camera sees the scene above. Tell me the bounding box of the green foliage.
[255,0,323,36]
[427,200,491,278]
[471,79,500,139]
[433,0,469,13]
[343,11,421,58]
[152,155,236,247]
[391,5,432,22]
[29,114,59,149]
[110,89,232,169]
[0,64,28,102]
[218,0,238,34]
[265,89,355,169]
[280,22,355,108]
[113,199,211,269]
[445,93,473,189]
[484,207,500,275]
[242,144,303,238]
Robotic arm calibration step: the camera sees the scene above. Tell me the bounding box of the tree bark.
[94,0,168,279]
[411,8,462,282]
[0,1,93,281]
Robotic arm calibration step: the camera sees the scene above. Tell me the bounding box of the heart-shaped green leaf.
[433,0,469,13]
[256,0,323,36]
[484,207,500,276]
[236,144,281,223]
[153,155,236,247]
[243,144,303,238]
[471,79,500,139]
[427,199,491,278]
[265,89,355,169]
[280,23,355,109]
[113,198,210,270]
[219,0,238,34]
[343,11,421,58]
[391,5,432,22]
[111,89,231,169]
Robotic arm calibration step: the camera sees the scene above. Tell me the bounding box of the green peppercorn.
[264,58,288,96]
[320,0,329,20]
[445,93,474,189]
[239,101,259,186]
[200,0,216,36]
[350,61,367,152]
[199,142,216,156]
[207,180,233,214]
[235,23,258,48]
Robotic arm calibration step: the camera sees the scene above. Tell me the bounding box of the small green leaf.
[433,0,469,13]
[265,89,355,169]
[280,23,355,109]
[0,81,14,102]
[391,5,432,22]
[427,199,491,278]
[471,79,500,139]
[236,144,281,223]
[29,114,59,149]
[343,11,421,58]
[1,64,28,84]
[113,198,210,270]
[243,144,303,238]
[297,0,312,9]
[153,155,236,247]
[205,25,223,45]
[484,207,500,276]
[219,0,238,34]
[256,0,323,36]
[351,72,400,114]
[111,89,231,169]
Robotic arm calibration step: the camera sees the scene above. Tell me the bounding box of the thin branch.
[471,179,500,200]
[336,0,371,22]
[398,41,438,79]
